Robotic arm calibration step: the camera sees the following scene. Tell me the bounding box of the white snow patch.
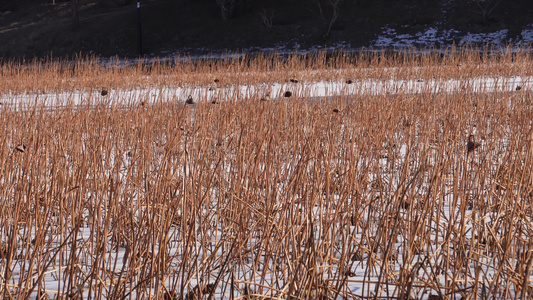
[459,29,509,45]
[373,26,462,48]
[372,25,533,49]
[521,25,533,43]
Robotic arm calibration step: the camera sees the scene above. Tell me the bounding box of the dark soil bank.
[0,0,532,59]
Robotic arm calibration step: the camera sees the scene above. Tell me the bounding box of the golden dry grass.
[0,47,533,299]
[0,45,531,94]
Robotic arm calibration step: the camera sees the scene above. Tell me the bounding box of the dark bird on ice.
[284,91,292,98]
[101,89,108,96]
[467,135,481,153]
[290,78,298,83]
[185,95,194,105]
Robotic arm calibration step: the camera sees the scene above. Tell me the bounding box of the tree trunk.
[72,0,80,30]
[215,0,236,21]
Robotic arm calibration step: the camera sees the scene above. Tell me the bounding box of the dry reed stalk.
[0,48,532,299]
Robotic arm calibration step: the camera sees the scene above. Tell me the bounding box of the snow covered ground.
[372,25,533,49]
[151,24,533,60]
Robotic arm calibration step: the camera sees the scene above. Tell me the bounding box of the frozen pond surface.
[1,75,532,110]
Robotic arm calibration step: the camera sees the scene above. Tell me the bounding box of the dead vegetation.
[0,47,532,299]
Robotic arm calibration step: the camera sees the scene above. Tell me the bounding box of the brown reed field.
[1,46,533,299]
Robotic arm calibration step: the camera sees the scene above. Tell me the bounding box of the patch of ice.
[2,74,532,110]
